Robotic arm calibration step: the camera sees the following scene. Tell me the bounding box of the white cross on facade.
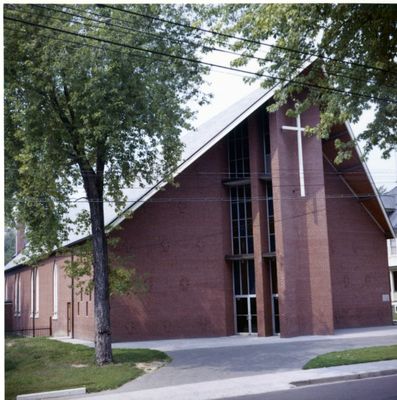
[282,114,306,197]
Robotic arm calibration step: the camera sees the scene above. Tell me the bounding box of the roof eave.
[344,121,395,239]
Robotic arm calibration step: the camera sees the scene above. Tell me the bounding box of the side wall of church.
[5,255,95,341]
[324,161,392,328]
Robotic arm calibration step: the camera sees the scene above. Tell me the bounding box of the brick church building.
[5,88,394,341]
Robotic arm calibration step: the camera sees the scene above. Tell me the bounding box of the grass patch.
[303,344,397,369]
[5,336,170,400]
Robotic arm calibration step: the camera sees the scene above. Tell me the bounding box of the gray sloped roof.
[390,210,397,231]
[382,186,397,211]
[383,186,397,231]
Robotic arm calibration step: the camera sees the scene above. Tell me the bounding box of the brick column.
[269,104,334,337]
[248,113,273,336]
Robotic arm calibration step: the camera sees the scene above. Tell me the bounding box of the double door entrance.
[233,260,257,334]
[232,259,279,335]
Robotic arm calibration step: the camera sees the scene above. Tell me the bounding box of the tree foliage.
[210,4,397,161]
[4,229,16,264]
[61,237,147,298]
[5,4,208,364]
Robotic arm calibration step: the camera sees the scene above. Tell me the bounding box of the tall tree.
[208,4,397,161]
[5,4,208,364]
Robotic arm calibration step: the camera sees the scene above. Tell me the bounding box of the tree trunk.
[84,176,113,365]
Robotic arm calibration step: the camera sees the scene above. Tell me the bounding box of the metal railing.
[5,326,52,337]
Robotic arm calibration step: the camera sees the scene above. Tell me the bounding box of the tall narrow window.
[14,274,21,316]
[266,182,276,252]
[53,264,58,319]
[230,186,253,254]
[393,271,397,293]
[228,123,253,255]
[30,269,39,318]
[228,122,250,179]
[262,112,271,175]
[36,270,39,317]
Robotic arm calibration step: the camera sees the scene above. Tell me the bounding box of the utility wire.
[3,193,392,206]
[26,4,397,91]
[100,4,397,76]
[5,25,254,85]
[4,15,397,105]
[4,193,391,203]
[4,26,153,62]
[4,165,397,177]
[6,10,396,102]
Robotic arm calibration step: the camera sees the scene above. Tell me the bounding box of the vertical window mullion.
[234,133,238,178]
[237,188,241,254]
[244,187,249,253]
[239,261,243,295]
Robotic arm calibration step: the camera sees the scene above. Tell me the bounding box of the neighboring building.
[382,187,397,317]
[4,88,395,341]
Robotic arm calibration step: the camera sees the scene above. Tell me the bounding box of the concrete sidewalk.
[56,325,397,352]
[58,326,397,400]
[67,361,397,400]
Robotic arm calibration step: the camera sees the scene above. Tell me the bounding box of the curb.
[291,369,397,387]
[16,387,86,400]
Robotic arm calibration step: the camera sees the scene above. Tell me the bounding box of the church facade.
[5,89,394,341]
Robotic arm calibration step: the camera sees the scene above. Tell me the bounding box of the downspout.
[71,251,75,339]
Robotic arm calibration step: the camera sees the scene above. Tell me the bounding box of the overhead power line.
[4,15,397,105]
[100,4,397,76]
[4,164,397,177]
[4,192,392,204]
[27,4,397,91]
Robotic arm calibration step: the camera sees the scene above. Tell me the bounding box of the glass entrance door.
[269,259,280,334]
[233,260,257,334]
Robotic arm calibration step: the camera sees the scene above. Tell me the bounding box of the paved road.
[224,375,397,400]
[115,333,397,391]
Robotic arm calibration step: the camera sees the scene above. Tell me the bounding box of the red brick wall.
[72,267,95,341]
[324,161,392,328]
[109,139,233,341]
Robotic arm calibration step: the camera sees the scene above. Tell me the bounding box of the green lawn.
[303,344,397,369]
[5,336,170,400]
